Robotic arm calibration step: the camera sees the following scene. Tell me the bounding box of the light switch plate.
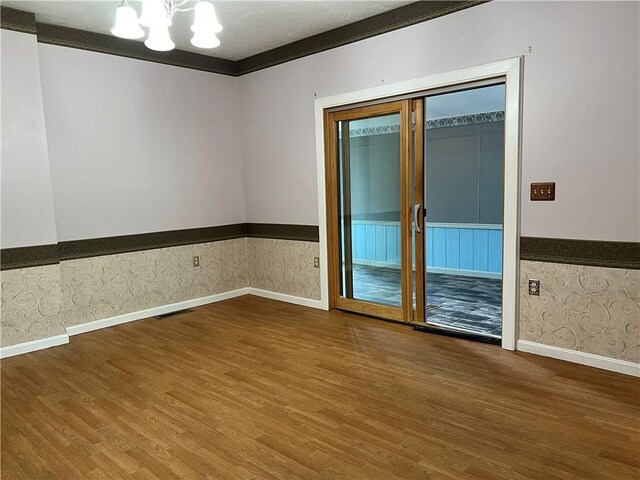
[530,182,555,201]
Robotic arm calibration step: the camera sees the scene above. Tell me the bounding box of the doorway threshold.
[412,323,501,345]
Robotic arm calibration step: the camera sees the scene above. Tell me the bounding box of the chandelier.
[111,0,223,52]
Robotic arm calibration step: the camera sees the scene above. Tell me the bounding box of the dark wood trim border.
[0,244,59,270]
[35,22,237,76]
[0,7,36,34]
[245,223,320,242]
[236,1,486,75]
[2,2,485,77]
[2,231,637,271]
[0,223,319,270]
[520,237,640,270]
[57,224,246,261]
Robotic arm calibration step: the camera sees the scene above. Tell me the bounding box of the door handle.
[413,204,422,233]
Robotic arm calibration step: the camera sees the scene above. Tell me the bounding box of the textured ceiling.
[1,0,414,60]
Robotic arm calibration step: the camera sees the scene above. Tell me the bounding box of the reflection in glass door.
[325,83,506,336]
[422,83,506,339]
[340,113,401,304]
[326,101,413,322]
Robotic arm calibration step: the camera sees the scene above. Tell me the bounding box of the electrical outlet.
[529,279,540,296]
[313,256,320,268]
[193,255,200,267]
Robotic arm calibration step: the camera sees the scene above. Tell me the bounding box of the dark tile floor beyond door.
[352,264,502,337]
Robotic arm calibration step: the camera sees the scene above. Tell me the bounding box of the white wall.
[37,44,244,241]
[1,30,58,248]
[238,1,640,242]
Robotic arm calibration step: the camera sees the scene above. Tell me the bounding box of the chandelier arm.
[163,0,193,19]
[169,0,191,10]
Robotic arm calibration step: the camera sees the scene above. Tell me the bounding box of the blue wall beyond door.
[350,221,502,277]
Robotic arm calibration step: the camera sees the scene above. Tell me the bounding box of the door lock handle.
[413,204,422,233]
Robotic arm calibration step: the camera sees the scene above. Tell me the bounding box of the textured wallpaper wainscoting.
[0,264,66,347]
[519,261,640,363]
[59,238,249,328]
[4,237,639,372]
[248,238,321,300]
[1,237,324,349]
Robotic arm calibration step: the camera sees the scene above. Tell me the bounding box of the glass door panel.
[423,83,506,338]
[327,101,412,322]
[339,113,401,305]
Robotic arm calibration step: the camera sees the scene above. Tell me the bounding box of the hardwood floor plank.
[2,295,638,479]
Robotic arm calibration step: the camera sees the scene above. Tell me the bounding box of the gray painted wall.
[239,1,640,242]
[2,1,639,249]
[37,43,245,242]
[346,121,504,224]
[426,122,504,224]
[349,133,401,221]
[0,30,58,248]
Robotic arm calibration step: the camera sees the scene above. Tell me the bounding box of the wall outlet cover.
[529,279,540,296]
[193,255,200,267]
[313,256,320,268]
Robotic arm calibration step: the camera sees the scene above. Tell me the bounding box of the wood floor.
[2,296,639,479]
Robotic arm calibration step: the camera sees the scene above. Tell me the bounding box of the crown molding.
[236,1,487,75]
[35,22,237,76]
[1,2,486,77]
[0,6,36,34]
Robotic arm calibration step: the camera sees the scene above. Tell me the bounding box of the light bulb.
[192,1,222,34]
[111,4,144,39]
[139,0,171,28]
[191,32,220,49]
[145,24,175,51]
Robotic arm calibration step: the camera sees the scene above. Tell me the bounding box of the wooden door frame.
[412,99,425,323]
[315,57,523,350]
[324,100,413,322]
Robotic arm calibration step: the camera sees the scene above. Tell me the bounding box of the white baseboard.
[517,340,640,377]
[247,288,322,309]
[4,287,319,359]
[0,333,69,359]
[66,287,250,336]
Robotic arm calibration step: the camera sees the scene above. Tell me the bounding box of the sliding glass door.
[325,82,506,337]
[325,101,414,322]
